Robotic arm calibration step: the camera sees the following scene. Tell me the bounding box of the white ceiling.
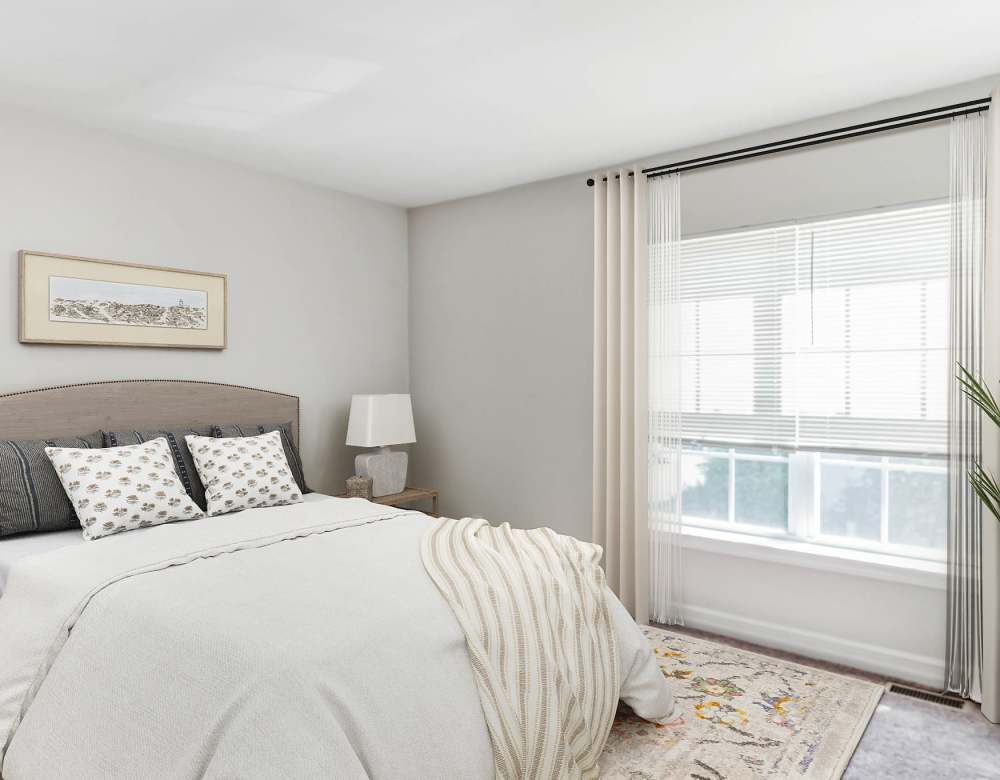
[2,1,999,207]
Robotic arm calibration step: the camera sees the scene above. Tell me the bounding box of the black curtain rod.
[586,96,991,186]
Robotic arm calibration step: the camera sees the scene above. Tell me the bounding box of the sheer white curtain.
[648,174,684,625]
[946,94,1000,722]
[982,88,1000,723]
[593,167,649,623]
[946,110,987,703]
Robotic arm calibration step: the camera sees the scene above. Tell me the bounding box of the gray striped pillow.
[0,432,104,537]
[103,426,213,511]
[211,422,309,495]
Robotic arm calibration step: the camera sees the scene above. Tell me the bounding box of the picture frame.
[19,251,228,350]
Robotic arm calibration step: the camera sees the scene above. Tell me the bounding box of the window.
[653,202,949,561]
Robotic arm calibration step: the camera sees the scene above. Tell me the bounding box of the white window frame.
[667,201,949,566]
[678,446,947,563]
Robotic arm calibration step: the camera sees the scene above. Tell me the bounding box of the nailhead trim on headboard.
[0,379,297,400]
[0,380,302,445]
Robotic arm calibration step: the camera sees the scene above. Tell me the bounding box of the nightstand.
[339,486,439,517]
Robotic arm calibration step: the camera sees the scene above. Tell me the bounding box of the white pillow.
[185,430,304,516]
[45,437,205,540]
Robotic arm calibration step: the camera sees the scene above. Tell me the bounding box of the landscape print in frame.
[19,251,227,349]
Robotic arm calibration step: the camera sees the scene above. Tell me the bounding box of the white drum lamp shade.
[346,394,416,447]
[346,394,415,496]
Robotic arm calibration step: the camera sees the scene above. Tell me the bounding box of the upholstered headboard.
[0,380,300,443]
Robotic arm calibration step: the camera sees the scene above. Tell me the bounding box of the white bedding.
[0,495,673,779]
[0,529,84,596]
[0,494,331,597]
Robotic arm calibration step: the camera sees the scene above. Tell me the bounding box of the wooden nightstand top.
[337,486,439,516]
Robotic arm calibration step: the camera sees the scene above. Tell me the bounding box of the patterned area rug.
[601,627,883,779]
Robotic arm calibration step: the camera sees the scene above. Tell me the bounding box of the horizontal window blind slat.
[655,202,949,455]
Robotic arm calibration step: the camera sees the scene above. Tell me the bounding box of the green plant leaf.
[957,364,1000,525]
[969,461,1000,521]
[957,364,1000,429]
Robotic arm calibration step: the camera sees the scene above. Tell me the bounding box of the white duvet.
[0,496,673,779]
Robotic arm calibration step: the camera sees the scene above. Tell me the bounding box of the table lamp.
[346,394,416,497]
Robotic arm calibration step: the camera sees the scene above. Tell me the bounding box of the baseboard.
[682,604,946,690]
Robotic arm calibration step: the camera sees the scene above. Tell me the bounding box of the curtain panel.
[946,111,987,703]
[946,91,1000,722]
[648,174,685,625]
[592,168,649,624]
[982,87,1000,723]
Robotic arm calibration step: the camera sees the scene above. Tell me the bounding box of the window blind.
[650,202,950,455]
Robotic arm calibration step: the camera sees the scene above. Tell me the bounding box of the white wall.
[408,76,1000,687]
[0,107,410,494]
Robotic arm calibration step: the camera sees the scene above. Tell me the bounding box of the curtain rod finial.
[586,178,595,187]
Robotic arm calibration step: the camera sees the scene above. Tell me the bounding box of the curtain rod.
[586,96,992,186]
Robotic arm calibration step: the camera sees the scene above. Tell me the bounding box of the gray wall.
[0,107,409,495]
[408,174,593,536]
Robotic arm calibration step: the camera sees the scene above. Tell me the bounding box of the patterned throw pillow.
[45,438,206,541]
[211,422,310,495]
[186,431,304,516]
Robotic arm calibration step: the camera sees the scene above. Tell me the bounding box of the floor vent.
[887,683,965,709]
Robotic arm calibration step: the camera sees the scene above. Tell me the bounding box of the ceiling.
[2,1,999,207]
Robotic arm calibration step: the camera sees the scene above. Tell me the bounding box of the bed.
[0,529,82,597]
[0,381,674,779]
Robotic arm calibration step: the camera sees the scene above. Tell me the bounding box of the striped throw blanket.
[421,517,620,780]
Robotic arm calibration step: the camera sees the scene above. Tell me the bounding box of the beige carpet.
[601,627,883,779]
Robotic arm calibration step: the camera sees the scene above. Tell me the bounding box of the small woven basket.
[346,474,373,500]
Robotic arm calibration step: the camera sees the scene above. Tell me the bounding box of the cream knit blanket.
[421,517,620,780]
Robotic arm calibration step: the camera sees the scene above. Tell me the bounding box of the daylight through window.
[650,202,949,560]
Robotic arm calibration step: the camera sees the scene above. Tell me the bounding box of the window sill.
[674,525,947,590]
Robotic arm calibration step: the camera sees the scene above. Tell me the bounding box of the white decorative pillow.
[185,430,304,516]
[45,437,206,540]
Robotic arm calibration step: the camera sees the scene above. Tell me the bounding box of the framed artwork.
[19,251,227,349]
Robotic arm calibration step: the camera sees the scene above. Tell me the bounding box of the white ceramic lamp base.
[355,447,408,497]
